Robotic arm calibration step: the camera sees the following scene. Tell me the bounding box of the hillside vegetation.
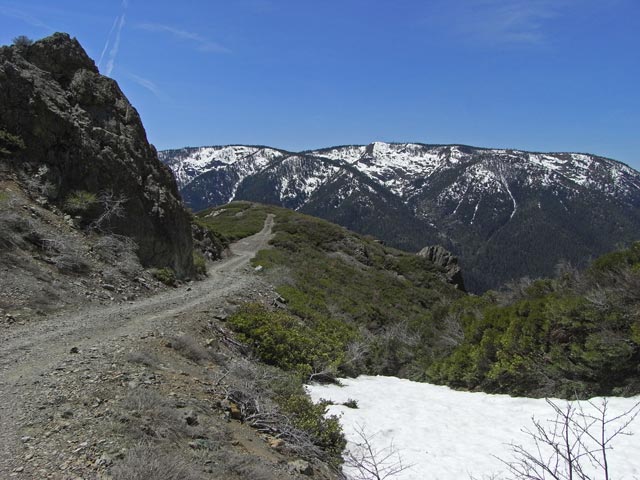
[429,244,640,398]
[199,202,640,399]
[196,202,464,380]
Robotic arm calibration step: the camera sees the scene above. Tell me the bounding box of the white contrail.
[98,15,120,71]
[128,73,162,98]
[105,13,126,76]
[138,23,231,53]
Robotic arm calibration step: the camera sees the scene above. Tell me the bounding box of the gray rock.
[183,410,199,426]
[288,459,313,476]
[418,245,465,291]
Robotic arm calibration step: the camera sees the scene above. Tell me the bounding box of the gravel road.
[0,215,275,476]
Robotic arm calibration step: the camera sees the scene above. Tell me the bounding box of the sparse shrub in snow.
[344,424,412,480]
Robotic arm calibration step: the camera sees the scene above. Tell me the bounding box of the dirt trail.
[0,215,275,475]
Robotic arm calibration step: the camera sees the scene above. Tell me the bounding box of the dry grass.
[93,234,142,277]
[126,350,160,368]
[54,251,91,274]
[111,444,205,480]
[168,335,216,364]
[118,389,201,441]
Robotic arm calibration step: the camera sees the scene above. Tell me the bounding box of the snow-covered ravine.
[307,376,640,480]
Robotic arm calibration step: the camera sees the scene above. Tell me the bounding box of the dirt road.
[0,215,274,475]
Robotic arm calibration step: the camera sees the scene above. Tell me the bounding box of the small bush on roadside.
[223,359,346,466]
[168,335,213,363]
[151,267,176,286]
[93,235,142,277]
[193,251,207,276]
[55,252,91,274]
[278,393,346,459]
[118,389,199,441]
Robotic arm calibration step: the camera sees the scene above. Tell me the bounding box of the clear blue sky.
[1,1,638,167]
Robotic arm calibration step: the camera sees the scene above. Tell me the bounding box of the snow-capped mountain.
[160,142,640,292]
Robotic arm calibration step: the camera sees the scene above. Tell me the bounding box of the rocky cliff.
[0,33,193,276]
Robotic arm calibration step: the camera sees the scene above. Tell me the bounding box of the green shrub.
[429,273,640,397]
[279,394,346,459]
[63,190,98,216]
[228,303,354,379]
[589,241,640,275]
[167,335,213,363]
[0,129,25,157]
[193,251,207,276]
[151,267,176,286]
[263,370,346,464]
[231,202,463,378]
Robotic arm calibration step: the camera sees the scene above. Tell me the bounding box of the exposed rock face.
[0,33,193,276]
[418,245,465,290]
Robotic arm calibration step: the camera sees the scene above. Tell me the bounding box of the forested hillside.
[196,202,464,380]
[198,202,640,399]
[429,244,640,398]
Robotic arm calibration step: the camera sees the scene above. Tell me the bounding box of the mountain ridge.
[161,141,640,292]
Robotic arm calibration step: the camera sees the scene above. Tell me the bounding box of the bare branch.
[344,424,413,480]
[500,398,640,480]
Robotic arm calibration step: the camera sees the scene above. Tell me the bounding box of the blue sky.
[1,0,638,167]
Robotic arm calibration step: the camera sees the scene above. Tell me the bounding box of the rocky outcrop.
[0,33,194,277]
[418,245,465,290]
[192,223,229,260]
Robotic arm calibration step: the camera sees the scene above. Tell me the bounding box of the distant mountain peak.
[161,142,640,291]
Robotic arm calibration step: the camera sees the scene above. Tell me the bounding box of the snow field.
[307,376,640,480]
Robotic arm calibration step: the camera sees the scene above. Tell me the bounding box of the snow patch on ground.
[307,376,640,480]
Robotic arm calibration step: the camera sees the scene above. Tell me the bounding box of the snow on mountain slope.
[160,141,640,291]
[162,142,640,209]
[308,376,640,480]
[309,143,640,205]
[158,145,285,190]
[234,155,344,210]
[311,142,462,197]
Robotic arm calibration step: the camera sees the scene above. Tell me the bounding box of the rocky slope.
[161,142,640,291]
[1,33,194,277]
